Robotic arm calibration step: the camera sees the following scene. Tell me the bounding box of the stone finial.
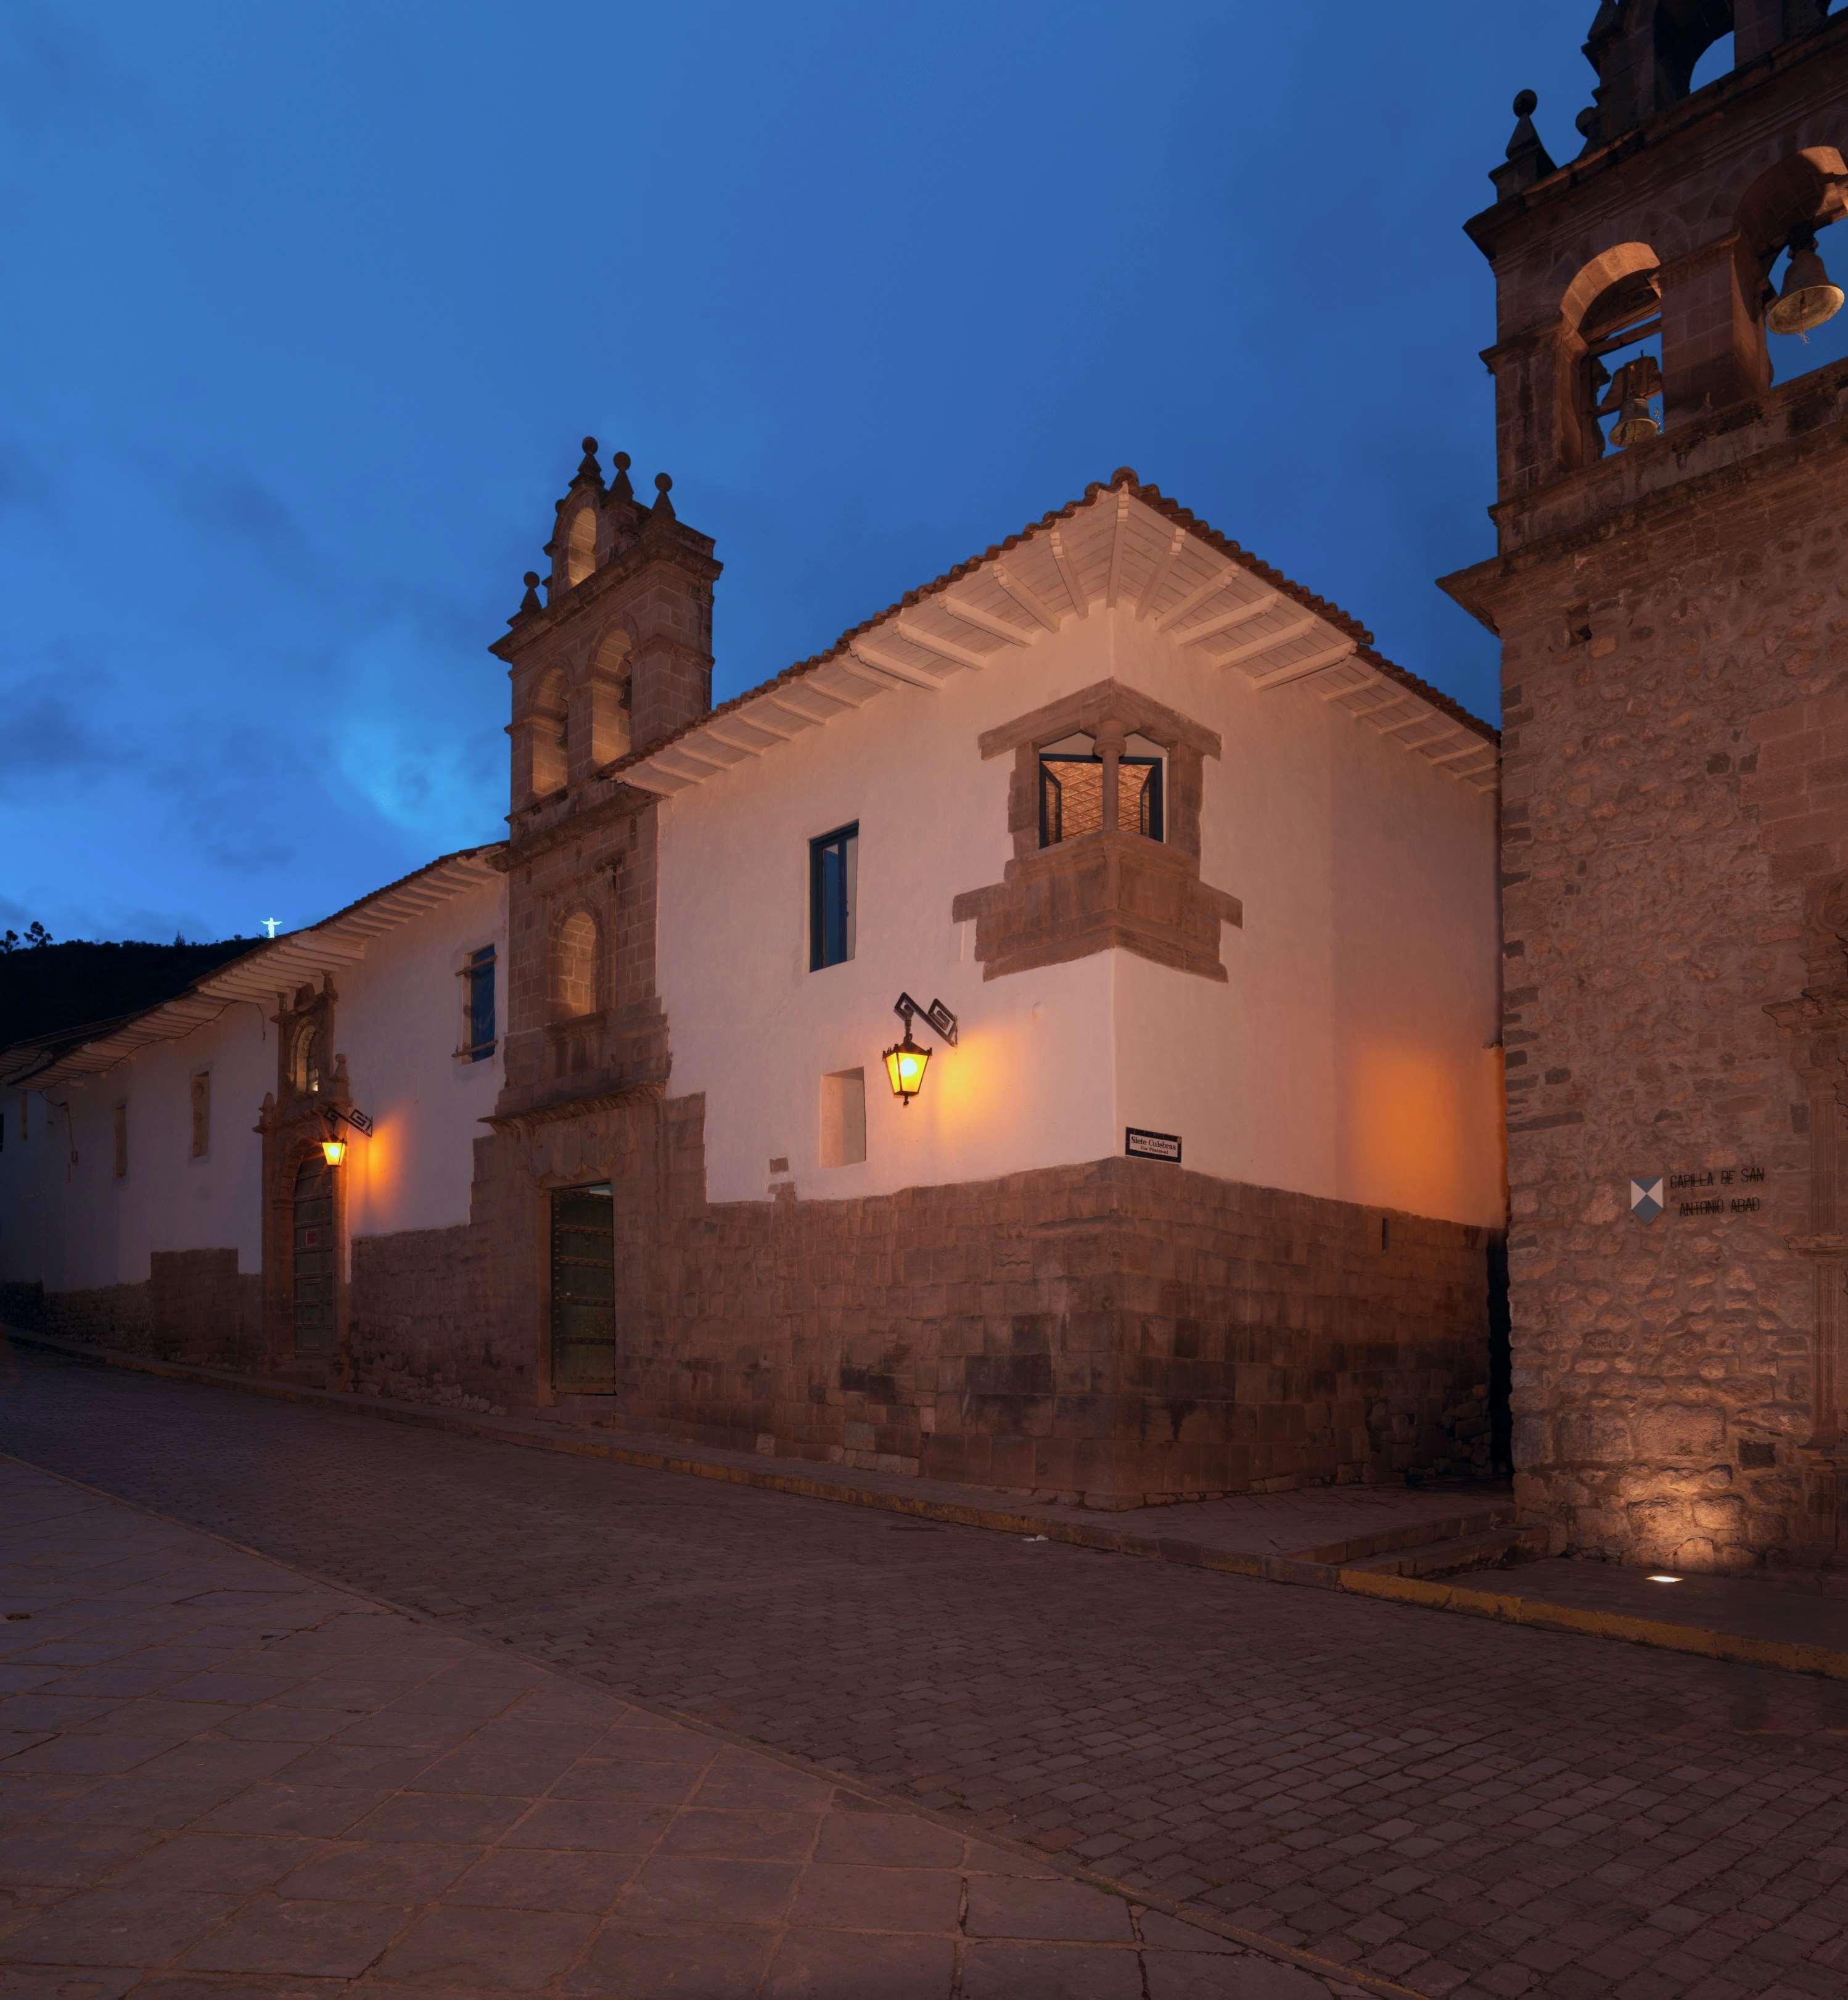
[1110,466,1140,488]
[651,471,675,520]
[1574,103,1603,152]
[1490,89,1558,200]
[511,570,544,625]
[610,450,634,502]
[573,435,604,487]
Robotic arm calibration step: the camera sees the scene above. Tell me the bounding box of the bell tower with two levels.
[478,439,720,1403]
[1442,2,1848,1570]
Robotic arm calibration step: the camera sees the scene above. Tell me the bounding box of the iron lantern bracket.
[322,1102,374,1138]
[893,993,958,1047]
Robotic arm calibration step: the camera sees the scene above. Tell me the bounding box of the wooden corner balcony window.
[953,679,1241,983]
[1038,736,1165,848]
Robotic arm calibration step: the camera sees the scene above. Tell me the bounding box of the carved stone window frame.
[951,677,1242,983]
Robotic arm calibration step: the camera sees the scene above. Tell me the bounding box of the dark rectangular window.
[464,945,496,1060]
[809,823,858,971]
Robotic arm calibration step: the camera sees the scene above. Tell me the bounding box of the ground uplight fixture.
[883,992,958,1107]
[1646,1573,1682,1584]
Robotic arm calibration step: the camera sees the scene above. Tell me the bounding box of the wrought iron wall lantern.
[883,993,958,1108]
[318,1101,374,1167]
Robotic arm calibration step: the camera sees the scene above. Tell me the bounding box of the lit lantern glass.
[321,1135,348,1167]
[883,1032,930,1106]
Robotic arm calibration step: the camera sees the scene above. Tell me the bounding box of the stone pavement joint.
[13,1331,1846,1689]
[0,1455,1360,1999]
[4,1344,1848,1998]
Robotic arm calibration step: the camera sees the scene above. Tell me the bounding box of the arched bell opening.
[1686,27,1736,91]
[1654,0,1737,103]
[1558,243,1665,466]
[1738,147,1848,379]
[564,503,598,587]
[552,909,601,1023]
[528,666,569,798]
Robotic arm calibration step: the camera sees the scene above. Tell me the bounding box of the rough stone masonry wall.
[348,1209,514,1417]
[0,1250,260,1370]
[4,1122,1495,1505]
[461,1092,1496,1506]
[1497,433,1848,1571]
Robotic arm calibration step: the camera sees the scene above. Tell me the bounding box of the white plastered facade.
[0,871,506,1293]
[655,595,1503,1226]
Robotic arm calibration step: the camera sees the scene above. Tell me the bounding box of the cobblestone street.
[0,1451,1315,1999]
[4,1343,1848,1999]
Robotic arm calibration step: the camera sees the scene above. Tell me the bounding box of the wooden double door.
[292,1154,337,1364]
[550,1182,617,1393]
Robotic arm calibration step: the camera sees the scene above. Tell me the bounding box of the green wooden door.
[551,1183,615,1392]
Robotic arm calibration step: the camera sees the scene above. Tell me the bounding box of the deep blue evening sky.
[0,2,1707,942]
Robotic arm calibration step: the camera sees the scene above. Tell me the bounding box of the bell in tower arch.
[1598,353,1664,447]
[1766,226,1846,337]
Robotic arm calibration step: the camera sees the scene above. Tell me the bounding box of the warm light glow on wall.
[358,1116,398,1214]
[1343,1043,1477,1217]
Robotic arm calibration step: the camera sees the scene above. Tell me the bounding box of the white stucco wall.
[657,622,1126,1207]
[0,873,506,1294]
[338,874,505,1246]
[657,606,1502,1226]
[0,1002,271,1295]
[1105,616,1505,1228]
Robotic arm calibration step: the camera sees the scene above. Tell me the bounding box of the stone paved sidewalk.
[1449,1556,1848,1655]
[6,1344,1848,1999]
[0,1456,1343,1998]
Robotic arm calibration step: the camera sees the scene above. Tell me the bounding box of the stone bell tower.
[471,438,720,1407]
[488,438,719,1119]
[1440,2,1848,1571]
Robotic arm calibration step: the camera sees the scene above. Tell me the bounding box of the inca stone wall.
[433,1091,1499,1507]
[348,1204,512,1417]
[1486,408,1848,1571]
[2,1249,260,1370]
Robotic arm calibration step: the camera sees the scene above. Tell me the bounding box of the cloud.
[2,674,113,773]
[175,470,312,570]
[144,717,311,874]
[329,621,503,846]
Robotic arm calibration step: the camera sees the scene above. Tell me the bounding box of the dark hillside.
[0,936,260,1051]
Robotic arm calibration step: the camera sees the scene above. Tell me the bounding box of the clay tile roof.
[601,469,1495,784]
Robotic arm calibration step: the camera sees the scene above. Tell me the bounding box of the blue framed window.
[463,945,496,1060]
[809,823,858,971]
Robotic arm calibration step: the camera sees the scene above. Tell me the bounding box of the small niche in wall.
[819,1068,867,1169]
